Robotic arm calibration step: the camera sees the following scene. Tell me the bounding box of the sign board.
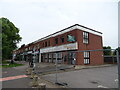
[67,35,76,42]
[40,42,78,53]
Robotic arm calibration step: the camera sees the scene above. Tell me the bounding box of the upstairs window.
[55,38,58,44]
[38,44,40,49]
[83,32,89,44]
[48,41,50,46]
[33,46,36,51]
[43,43,44,47]
[61,37,64,43]
[25,48,28,51]
[45,42,47,47]
[29,47,31,50]
[84,51,90,64]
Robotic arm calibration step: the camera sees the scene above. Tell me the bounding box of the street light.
[116,50,120,90]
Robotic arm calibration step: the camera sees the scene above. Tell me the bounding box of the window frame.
[84,51,90,64]
[83,32,89,44]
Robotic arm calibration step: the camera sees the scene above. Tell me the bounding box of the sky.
[0,0,119,49]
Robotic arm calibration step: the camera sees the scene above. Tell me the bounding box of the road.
[2,63,31,88]
[42,65,118,88]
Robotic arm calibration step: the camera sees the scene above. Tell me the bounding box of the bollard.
[26,68,33,75]
[31,74,39,87]
[38,83,46,90]
[26,68,29,74]
[26,68,30,75]
[29,68,33,75]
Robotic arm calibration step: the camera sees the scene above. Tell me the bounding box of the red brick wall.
[39,29,78,48]
[15,28,103,65]
[76,29,104,65]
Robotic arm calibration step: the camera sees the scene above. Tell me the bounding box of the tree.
[0,17,22,60]
[103,46,112,55]
[113,47,120,55]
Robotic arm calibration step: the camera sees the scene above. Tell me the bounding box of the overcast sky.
[0,0,119,49]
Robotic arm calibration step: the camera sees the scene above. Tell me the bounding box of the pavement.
[2,62,31,88]
[32,62,115,75]
[1,61,64,89]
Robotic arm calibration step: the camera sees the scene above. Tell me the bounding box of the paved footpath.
[1,62,32,88]
[1,61,62,89]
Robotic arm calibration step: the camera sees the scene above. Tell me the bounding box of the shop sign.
[40,42,78,53]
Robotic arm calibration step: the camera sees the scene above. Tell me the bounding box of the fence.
[52,49,120,89]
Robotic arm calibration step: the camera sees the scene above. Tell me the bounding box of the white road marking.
[98,85,108,88]
[115,79,118,82]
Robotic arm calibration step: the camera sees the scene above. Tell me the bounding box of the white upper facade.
[34,24,102,44]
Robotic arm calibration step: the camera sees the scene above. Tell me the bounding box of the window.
[29,47,31,50]
[55,38,58,44]
[61,37,64,43]
[45,42,47,47]
[83,32,89,44]
[38,44,40,49]
[48,41,50,46]
[43,43,44,47]
[25,48,28,51]
[33,46,36,51]
[84,51,90,64]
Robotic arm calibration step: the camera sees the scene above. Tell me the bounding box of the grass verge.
[0,60,24,68]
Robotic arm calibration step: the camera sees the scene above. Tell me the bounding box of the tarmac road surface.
[2,63,31,88]
[42,65,118,88]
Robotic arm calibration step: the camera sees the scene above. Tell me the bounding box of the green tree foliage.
[113,47,120,55]
[103,46,112,55]
[0,17,22,60]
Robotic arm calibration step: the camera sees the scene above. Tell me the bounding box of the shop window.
[83,32,89,44]
[84,51,90,64]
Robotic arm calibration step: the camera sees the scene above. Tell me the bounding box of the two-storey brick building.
[13,24,104,65]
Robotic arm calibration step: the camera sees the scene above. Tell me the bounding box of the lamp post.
[116,50,120,90]
[33,47,36,70]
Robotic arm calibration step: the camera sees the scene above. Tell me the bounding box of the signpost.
[55,53,58,84]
